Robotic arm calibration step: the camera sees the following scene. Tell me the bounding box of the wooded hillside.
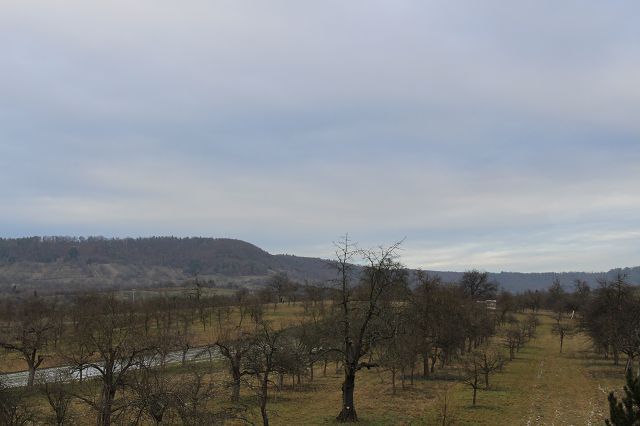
[0,237,638,294]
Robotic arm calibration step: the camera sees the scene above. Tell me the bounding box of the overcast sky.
[1,1,639,272]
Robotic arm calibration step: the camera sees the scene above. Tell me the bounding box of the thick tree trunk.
[231,368,241,402]
[150,408,164,426]
[27,365,36,388]
[26,350,43,388]
[98,387,116,426]
[260,377,269,426]
[391,369,396,395]
[423,356,429,377]
[336,370,357,422]
[625,356,633,374]
[472,386,477,406]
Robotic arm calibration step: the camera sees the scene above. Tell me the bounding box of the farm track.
[0,346,219,388]
[507,316,611,425]
[452,313,619,425]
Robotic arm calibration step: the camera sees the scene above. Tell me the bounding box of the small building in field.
[477,299,497,310]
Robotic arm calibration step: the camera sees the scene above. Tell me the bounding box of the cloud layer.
[1,1,639,272]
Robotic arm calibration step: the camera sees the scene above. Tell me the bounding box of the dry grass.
[0,302,307,373]
[232,311,625,425]
[2,308,628,425]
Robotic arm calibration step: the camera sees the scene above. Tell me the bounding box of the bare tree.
[268,272,291,306]
[379,306,415,394]
[127,365,175,425]
[214,325,253,402]
[460,350,483,406]
[151,326,180,371]
[173,368,231,425]
[71,294,153,426]
[331,236,407,422]
[552,320,575,353]
[477,346,505,389]
[409,272,441,378]
[295,315,328,382]
[459,270,497,301]
[435,383,458,426]
[0,297,53,388]
[40,370,75,426]
[0,380,35,426]
[548,279,567,320]
[524,313,540,340]
[583,274,637,366]
[570,279,591,315]
[503,325,522,361]
[175,328,194,368]
[496,290,515,325]
[243,321,286,426]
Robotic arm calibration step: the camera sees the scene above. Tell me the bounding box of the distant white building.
[477,299,497,310]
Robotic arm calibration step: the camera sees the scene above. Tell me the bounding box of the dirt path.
[513,314,614,425]
[455,312,620,425]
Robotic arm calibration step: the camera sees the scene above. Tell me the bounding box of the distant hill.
[0,236,638,294]
[0,237,337,294]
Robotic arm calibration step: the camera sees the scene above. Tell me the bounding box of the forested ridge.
[0,237,638,294]
[0,237,294,275]
[0,237,337,293]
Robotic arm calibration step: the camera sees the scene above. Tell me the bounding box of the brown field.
[226,311,624,425]
[1,307,627,424]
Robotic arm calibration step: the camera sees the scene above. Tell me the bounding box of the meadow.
[1,303,626,425]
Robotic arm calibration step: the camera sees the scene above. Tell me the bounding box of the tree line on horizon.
[2,236,640,297]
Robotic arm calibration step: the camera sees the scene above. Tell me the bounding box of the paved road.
[0,346,220,388]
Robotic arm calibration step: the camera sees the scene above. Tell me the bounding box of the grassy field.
[1,308,627,424]
[445,311,620,425]
[236,311,624,425]
[0,303,309,373]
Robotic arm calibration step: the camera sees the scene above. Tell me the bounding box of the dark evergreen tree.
[607,368,640,425]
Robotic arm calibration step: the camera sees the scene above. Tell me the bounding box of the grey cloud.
[1,1,639,271]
